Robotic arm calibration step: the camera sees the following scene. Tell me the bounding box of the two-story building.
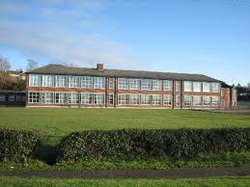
[25,63,237,109]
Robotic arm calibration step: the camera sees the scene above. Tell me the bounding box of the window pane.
[109,78,114,89]
[211,83,220,93]
[69,93,80,104]
[30,74,41,87]
[176,95,180,106]
[94,77,105,89]
[175,81,181,92]
[141,95,151,105]
[70,76,79,88]
[129,94,140,105]
[193,96,201,106]
[203,82,210,92]
[129,79,140,90]
[141,79,151,90]
[193,82,201,92]
[0,95,5,101]
[109,93,114,105]
[202,96,210,106]
[42,75,54,87]
[118,78,128,89]
[118,94,128,105]
[184,95,192,106]
[152,95,161,105]
[152,80,162,90]
[184,81,192,92]
[56,76,67,87]
[211,96,219,106]
[163,95,172,106]
[163,80,172,91]
[81,77,93,88]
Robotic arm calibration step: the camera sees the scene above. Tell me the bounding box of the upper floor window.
[129,79,140,90]
[94,77,105,89]
[175,81,181,92]
[193,82,201,92]
[81,77,93,88]
[109,78,114,89]
[118,78,128,89]
[163,80,172,91]
[42,75,54,87]
[152,80,162,90]
[141,79,151,90]
[203,82,210,92]
[184,81,192,92]
[211,83,220,93]
[69,76,80,88]
[29,74,41,87]
[56,76,67,87]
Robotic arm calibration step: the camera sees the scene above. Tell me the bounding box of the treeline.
[234,84,250,101]
[0,72,25,91]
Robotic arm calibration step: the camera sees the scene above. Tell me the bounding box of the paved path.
[1,166,250,179]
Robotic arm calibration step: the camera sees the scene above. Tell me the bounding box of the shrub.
[56,128,250,163]
[0,129,40,162]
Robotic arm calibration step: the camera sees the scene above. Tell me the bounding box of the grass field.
[1,108,250,141]
[0,177,250,187]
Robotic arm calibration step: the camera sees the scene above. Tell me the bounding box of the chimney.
[96,63,104,71]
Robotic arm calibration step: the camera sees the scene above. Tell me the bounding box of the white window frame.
[184,95,192,106]
[118,78,128,90]
[193,82,201,92]
[193,96,201,106]
[94,77,105,89]
[141,79,152,90]
[81,77,93,88]
[29,74,41,87]
[184,81,192,92]
[118,94,128,105]
[129,94,140,105]
[175,81,181,92]
[202,96,211,106]
[109,78,114,89]
[152,80,162,91]
[141,95,151,105]
[56,76,67,87]
[129,79,140,90]
[42,75,54,87]
[69,76,80,88]
[211,83,220,93]
[163,95,172,106]
[163,80,172,91]
[203,82,211,92]
[152,95,161,105]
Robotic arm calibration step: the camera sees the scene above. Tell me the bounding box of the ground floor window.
[108,93,114,105]
[211,96,219,106]
[193,96,201,106]
[202,96,210,106]
[175,95,180,106]
[152,95,161,105]
[118,94,128,105]
[0,95,5,101]
[141,95,151,105]
[163,95,172,106]
[184,95,192,106]
[29,92,40,103]
[129,94,140,105]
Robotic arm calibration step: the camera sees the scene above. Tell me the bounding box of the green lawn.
[0,177,250,187]
[0,108,250,140]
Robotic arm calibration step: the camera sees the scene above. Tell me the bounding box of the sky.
[0,0,250,85]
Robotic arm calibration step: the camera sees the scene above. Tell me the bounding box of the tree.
[0,56,11,71]
[26,59,38,71]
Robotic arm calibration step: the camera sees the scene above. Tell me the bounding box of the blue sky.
[0,0,249,85]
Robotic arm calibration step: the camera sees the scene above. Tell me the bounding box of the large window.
[211,96,219,106]
[44,92,53,104]
[29,92,40,103]
[118,78,128,89]
[129,79,140,90]
[163,95,172,106]
[118,94,128,105]
[69,93,80,104]
[55,93,66,104]
[152,80,162,90]
[81,93,93,104]
[193,96,201,106]
[56,76,67,87]
[163,80,172,91]
[108,93,114,105]
[184,81,192,92]
[202,96,210,106]
[109,78,114,89]
[193,82,201,92]
[141,79,151,90]
[95,93,105,104]
[29,74,41,87]
[94,77,105,89]
[184,95,192,106]
[203,82,210,92]
[141,95,151,105]
[129,94,140,105]
[81,77,93,88]
[211,83,220,93]
[69,76,80,88]
[152,95,161,105]
[42,75,54,87]
[175,81,181,92]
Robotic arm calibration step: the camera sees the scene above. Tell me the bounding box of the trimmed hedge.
[56,128,250,163]
[0,130,40,162]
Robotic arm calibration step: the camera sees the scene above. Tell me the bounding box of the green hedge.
[0,130,40,162]
[56,128,250,163]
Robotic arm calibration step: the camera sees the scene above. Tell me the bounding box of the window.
[141,95,151,105]
[163,80,172,91]
[184,81,192,92]
[95,93,104,104]
[152,95,161,105]
[55,93,66,104]
[141,79,151,90]
[109,78,114,89]
[81,93,93,104]
[81,77,93,88]
[129,79,140,90]
[203,82,210,92]
[44,92,53,104]
[211,83,220,93]
[202,96,210,106]
[163,95,172,106]
[69,76,80,88]
[176,95,180,106]
[211,96,219,106]
[108,93,114,105]
[193,96,201,106]
[118,78,128,89]
[184,95,192,106]
[29,92,40,103]
[0,95,5,101]
[29,74,41,87]
[175,81,181,92]
[129,94,140,105]
[152,80,162,90]
[193,82,201,92]
[94,77,105,89]
[118,94,128,105]
[56,76,67,87]
[69,93,80,104]
[9,95,15,102]
[42,75,54,87]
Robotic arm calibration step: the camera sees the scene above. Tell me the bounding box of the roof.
[28,64,222,83]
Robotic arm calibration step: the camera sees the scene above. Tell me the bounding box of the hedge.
[0,129,40,162]
[56,128,250,163]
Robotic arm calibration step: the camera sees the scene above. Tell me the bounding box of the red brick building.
[25,64,237,109]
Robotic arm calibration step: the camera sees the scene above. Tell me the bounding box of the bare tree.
[0,56,11,71]
[26,59,39,71]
